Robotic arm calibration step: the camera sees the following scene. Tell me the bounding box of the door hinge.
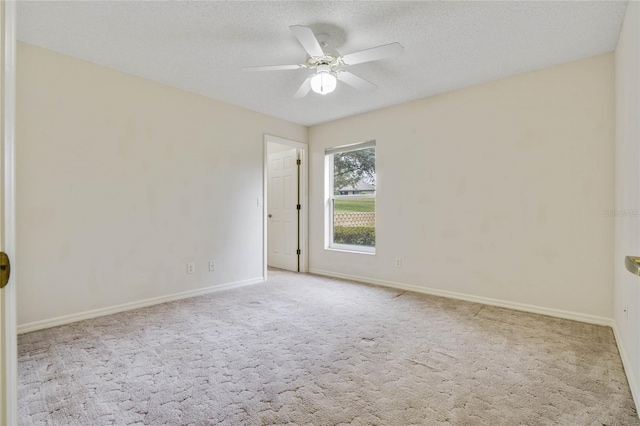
[296,159,301,165]
[296,204,301,210]
[296,249,301,255]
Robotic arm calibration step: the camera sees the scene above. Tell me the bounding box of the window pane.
[333,147,375,195]
[333,198,376,247]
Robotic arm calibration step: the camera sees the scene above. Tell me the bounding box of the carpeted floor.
[18,270,639,425]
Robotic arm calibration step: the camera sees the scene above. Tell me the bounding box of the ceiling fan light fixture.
[310,66,337,95]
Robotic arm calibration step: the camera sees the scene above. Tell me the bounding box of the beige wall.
[16,41,618,329]
[16,42,307,325]
[614,0,640,408]
[309,53,615,321]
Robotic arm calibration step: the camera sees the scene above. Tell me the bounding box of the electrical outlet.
[257,197,263,207]
[395,258,402,268]
[187,262,195,274]
[209,261,216,272]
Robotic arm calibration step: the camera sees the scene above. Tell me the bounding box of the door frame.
[263,134,308,279]
[1,0,18,424]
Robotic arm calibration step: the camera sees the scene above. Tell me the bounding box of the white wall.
[309,53,615,322]
[16,43,307,326]
[614,0,640,407]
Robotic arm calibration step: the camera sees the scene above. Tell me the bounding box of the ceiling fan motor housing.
[306,54,340,70]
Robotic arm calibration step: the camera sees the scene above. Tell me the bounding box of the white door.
[267,149,299,271]
[0,1,17,424]
[615,127,640,388]
[614,0,640,404]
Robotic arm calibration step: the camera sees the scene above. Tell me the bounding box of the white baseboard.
[309,268,613,327]
[17,277,265,334]
[612,321,640,414]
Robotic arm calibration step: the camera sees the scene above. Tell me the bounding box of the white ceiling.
[17,1,627,126]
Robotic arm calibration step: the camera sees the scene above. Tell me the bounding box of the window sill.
[326,246,376,256]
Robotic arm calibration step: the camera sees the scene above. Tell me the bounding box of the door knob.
[268,214,272,218]
[0,252,10,289]
[625,256,640,276]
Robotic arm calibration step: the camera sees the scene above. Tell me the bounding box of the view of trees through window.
[332,147,376,248]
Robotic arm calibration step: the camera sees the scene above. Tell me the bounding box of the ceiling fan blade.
[289,25,324,58]
[242,64,303,72]
[294,76,313,98]
[341,42,404,66]
[337,71,377,92]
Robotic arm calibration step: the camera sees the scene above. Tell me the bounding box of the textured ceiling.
[17,1,627,126]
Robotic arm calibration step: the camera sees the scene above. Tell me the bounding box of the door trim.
[263,135,308,280]
[1,1,18,424]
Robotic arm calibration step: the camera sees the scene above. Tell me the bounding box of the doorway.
[263,135,308,278]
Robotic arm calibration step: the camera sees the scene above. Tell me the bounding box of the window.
[325,141,376,253]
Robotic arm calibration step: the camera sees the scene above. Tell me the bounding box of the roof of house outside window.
[344,181,375,191]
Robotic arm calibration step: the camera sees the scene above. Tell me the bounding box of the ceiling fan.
[243,25,404,98]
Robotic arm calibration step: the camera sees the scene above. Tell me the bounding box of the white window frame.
[325,141,376,254]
